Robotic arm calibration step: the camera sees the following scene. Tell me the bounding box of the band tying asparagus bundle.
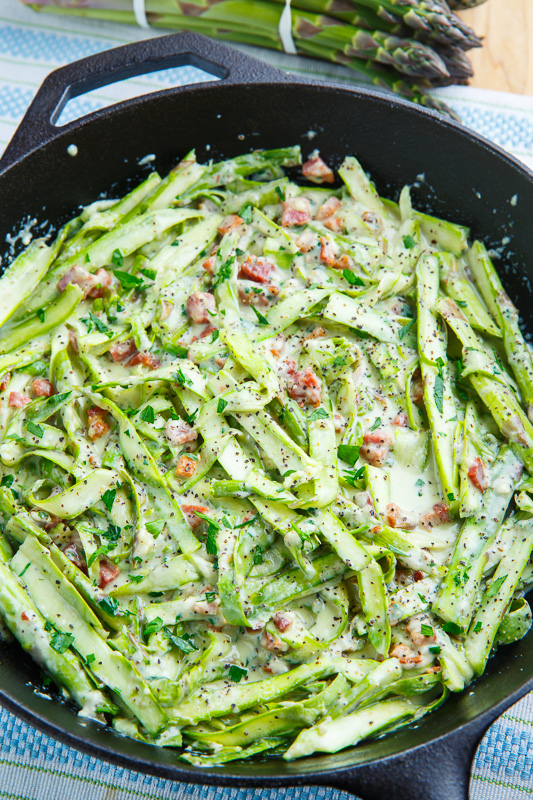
[22,0,486,118]
[0,144,530,763]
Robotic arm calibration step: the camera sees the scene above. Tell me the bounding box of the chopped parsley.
[228,664,247,683]
[101,488,116,512]
[50,631,75,654]
[111,249,124,267]
[146,519,165,538]
[342,269,364,287]
[337,444,360,466]
[308,408,329,422]
[26,422,44,439]
[140,405,155,424]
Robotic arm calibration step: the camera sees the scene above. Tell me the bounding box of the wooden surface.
[459,0,533,95]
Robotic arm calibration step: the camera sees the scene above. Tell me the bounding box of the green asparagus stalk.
[416,254,459,513]
[467,241,533,420]
[438,297,533,473]
[24,0,463,119]
[433,446,523,631]
[447,0,488,8]
[465,516,533,675]
[0,557,117,716]
[348,0,482,48]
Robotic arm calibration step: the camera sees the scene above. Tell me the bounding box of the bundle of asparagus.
[448,1,487,8]
[21,0,487,118]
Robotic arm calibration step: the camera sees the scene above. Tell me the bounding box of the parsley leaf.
[251,306,269,326]
[308,408,328,422]
[442,621,462,637]
[164,627,198,653]
[140,267,157,281]
[98,597,120,617]
[101,488,116,512]
[473,621,482,633]
[399,318,416,340]
[370,417,381,431]
[420,623,434,637]
[140,405,155,424]
[165,344,188,358]
[37,308,45,323]
[26,422,44,439]
[185,409,198,426]
[217,398,228,413]
[238,202,253,224]
[144,617,164,638]
[403,235,416,249]
[228,664,247,682]
[82,312,113,338]
[190,510,219,555]
[206,528,218,556]
[114,270,144,290]
[212,255,235,289]
[337,444,360,466]
[342,466,366,487]
[0,475,14,488]
[486,574,507,598]
[234,514,259,529]
[434,373,444,414]
[146,519,165,538]
[87,544,112,568]
[342,269,364,287]
[112,249,124,267]
[50,631,75,654]
[174,366,192,386]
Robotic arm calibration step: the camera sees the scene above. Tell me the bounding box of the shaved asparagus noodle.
[0,146,531,764]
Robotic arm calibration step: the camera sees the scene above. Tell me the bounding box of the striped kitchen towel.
[0,1,532,799]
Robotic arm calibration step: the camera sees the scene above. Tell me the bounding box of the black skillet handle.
[322,710,498,800]
[0,32,291,171]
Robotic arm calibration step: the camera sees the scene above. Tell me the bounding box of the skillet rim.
[0,32,532,793]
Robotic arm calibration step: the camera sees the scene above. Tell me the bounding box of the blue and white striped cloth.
[0,2,532,798]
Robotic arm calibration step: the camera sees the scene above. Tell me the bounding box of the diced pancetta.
[32,378,54,398]
[281,197,311,227]
[186,291,216,324]
[288,368,322,407]
[302,155,334,184]
[238,255,275,284]
[8,392,31,408]
[166,419,198,446]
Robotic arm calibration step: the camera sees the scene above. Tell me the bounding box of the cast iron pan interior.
[0,32,532,800]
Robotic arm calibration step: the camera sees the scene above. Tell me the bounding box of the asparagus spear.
[349,0,482,48]
[438,297,533,473]
[0,557,116,716]
[467,241,533,420]
[11,537,167,733]
[416,254,459,513]
[447,0,488,8]
[465,516,533,674]
[25,0,462,119]
[433,446,523,631]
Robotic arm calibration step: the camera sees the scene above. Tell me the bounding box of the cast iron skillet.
[0,31,531,800]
